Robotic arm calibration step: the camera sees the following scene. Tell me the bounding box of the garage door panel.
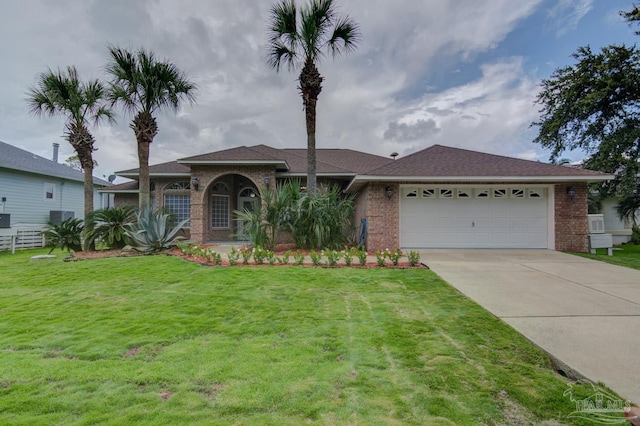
[400,186,549,249]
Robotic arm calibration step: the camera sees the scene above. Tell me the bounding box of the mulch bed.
[68,244,426,269]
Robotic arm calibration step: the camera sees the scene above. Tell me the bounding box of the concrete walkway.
[421,249,640,403]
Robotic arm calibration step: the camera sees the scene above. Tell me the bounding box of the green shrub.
[227,247,240,266]
[408,250,421,267]
[253,247,267,264]
[631,224,640,245]
[277,250,291,265]
[124,208,187,253]
[85,206,136,249]
[388,249,402,266]
[234,207,268,248]
[266,250,276,265]
[235,180,355,251]
[209,250,223,266]
[293,251,305,265]
[241,248,252,264]
[42,218,84,255]
[309,251,323,266]
[357,249,367,266]
[342,248,353,266]
[284,185,356,250]
[326,250,340,267]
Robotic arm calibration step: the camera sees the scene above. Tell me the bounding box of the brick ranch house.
[102,144,612,252]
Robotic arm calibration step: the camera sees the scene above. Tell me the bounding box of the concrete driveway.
[422,249,640,403]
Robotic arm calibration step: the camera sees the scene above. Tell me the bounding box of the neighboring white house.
[601,197,639,244]
[0,140,112,228]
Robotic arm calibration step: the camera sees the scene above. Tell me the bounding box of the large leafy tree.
[267,0,360,194]
[533,44,640,195]
[27,66,114,221]
[532,7,640,221]
[106,46,196,210]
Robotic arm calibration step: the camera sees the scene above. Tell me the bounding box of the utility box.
[589,233,613,256]
[0,213,10,229]
[49,211,74,225]
[587,214,605,234]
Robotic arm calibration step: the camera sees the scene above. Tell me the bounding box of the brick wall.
[189,165,275,244]
[360,182,399,250]
[114,194,138,209]
[554,182,589,252]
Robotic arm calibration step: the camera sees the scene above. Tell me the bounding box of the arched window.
[212,182,229,193]
[238,187,258,198]
[165,181,190,190]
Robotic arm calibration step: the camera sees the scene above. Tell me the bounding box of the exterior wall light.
[191,176,199,191]
[566,186,576,199]
[264,176,271,188]
[386,186,393,200]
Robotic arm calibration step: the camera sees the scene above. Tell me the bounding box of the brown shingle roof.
[179,145,287,166]
[282,148,393,174]
[118,161,190,177]
[100,180,138,192]
[177,144,393,174]
[366,145,609,177]
[114,144,611,185]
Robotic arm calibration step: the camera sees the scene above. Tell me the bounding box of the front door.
[237,188,259,240]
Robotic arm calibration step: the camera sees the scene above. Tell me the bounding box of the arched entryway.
[205,174,260,242]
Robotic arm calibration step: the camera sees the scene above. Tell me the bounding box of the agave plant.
[85,206,136,249]
[42,218,84,255]
[124,208,188,253]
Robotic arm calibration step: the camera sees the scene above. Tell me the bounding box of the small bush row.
[178,245,421,268]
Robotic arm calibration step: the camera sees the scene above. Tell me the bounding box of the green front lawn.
[0,249,619,424]
[576,244,640,270]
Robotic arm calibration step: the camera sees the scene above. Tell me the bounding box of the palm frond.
[617,191,640,223]
[107,45,196,116]
[328,15,360,57]
[267,0,300,70]
[27,66,111,129]
[268,0,359,69]
[267,43,298,71]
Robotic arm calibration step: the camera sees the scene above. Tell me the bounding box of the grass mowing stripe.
[0,249,625,424]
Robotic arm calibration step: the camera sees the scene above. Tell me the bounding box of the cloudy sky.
[0,0,637,182]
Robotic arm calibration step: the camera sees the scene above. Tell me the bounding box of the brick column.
[554,183,589,252]
[365,182,399,250]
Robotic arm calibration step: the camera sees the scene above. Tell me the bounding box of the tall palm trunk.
[299,58,323,195]
[67,123,96,251]
[67,123,96,219]
[131,111,158,211]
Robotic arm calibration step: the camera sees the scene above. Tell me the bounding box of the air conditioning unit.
[49,211,75,225]
[0,213,10,229]
[587,214,605,234]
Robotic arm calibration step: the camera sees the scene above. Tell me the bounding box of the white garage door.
[400,186,550,249]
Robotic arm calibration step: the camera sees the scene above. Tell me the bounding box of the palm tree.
[27,66,114,222]
[106,46,196,210]
[267,0,360,194]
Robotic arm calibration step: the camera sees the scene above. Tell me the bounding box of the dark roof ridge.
[278,147,355,174]
[0,140,110,185]
[363,143,608,176]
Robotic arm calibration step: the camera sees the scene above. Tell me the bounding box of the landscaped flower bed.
[173,244,424,268]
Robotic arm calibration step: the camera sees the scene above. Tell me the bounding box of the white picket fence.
[0,225,46,253]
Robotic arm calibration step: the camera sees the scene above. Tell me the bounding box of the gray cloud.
[384,119,440,141]
[0,0,612,181]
